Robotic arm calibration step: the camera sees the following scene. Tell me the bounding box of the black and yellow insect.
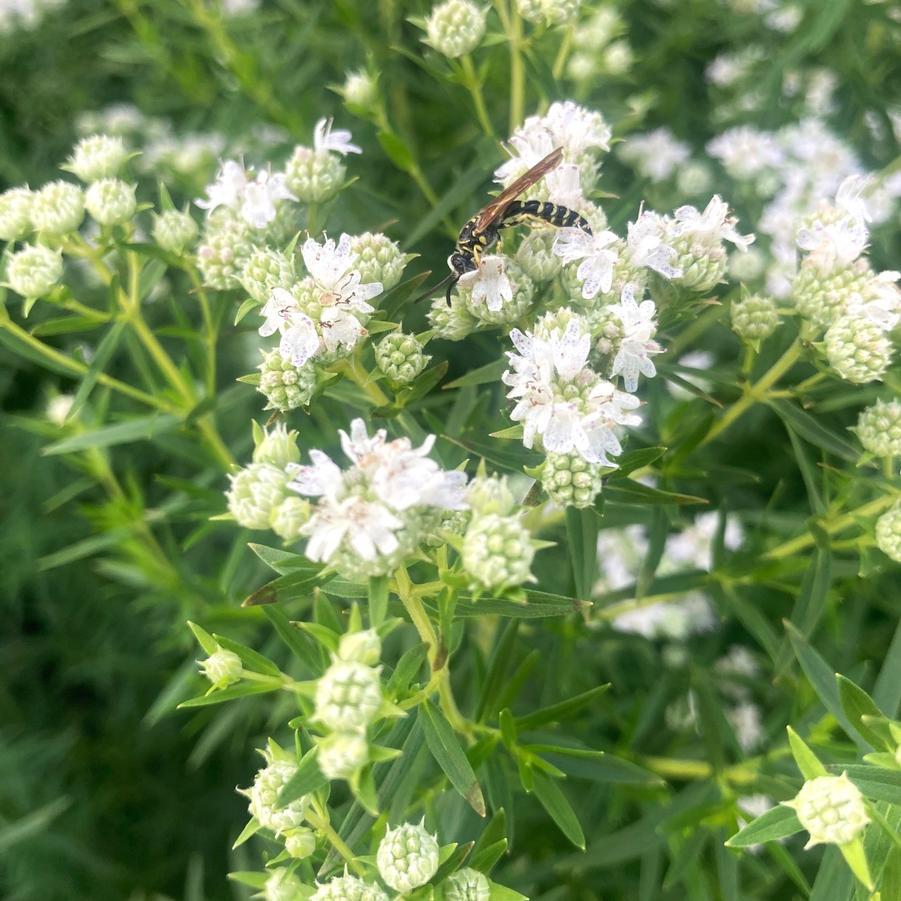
[430,146,593,303]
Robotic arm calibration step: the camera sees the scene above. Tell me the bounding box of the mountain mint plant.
[4,1,900,899]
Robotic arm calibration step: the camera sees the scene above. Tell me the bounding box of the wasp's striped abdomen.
[499,200,592,234]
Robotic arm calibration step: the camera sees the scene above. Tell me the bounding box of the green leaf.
[611,446,666,476]
[443,359,507,389]
[874,618,901,717]
[531,771,585,850]
[837,674,894,750]
[231,818,261,849]
[212,634,282,677]
[514,684,610,731]
[426,589,590,620]
[565,507,599,601]
[469,808,508,872]
[378,129,415,171]
[0,797,71,853]
[777,543,832,673]
[67,319,126,419]
[42,413,181,455]
[420,701,486,816]
[725,805,804,847]
[278,748,327,806]
[248,543,320,576]
[602,480,708,507]
[786,726,828,780]
[368,575,389,629]
[476,620,519,721]
[526,745,662,786]
[827,765,901,806]
[177,681,280,708]
[487,882,528,901]
[839,836,874,891]
[243,568,326,606]
[261,606,320,672]
[187,621,219,656]
[769,398,858,462]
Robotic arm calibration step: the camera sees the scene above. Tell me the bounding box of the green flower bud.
[197,209,257,290]
[311,874,389,901]
[84,178,136,225]
[875,502,901,563]
[855,400,901,458]
[783,773,869,848]
[516,0,582,26]
[152,210,199,254]
[728,246,765,282]
[676,162,713,198]
[264,869,306,901]
[0,187,33,241]
[824,314,892,384]
[425,0,487,58]
[318,731,369,780]
[285,146,346,203]
[337,629,382,666]
[376,821,440,893]
[241,748,310,836]
[342,70,379,112]
[516,229,561,282]
[270,497,312,542]
[253,423,300,468]
[67,134,130,182]
[542,452,604,509]
[258,350,318,412]
[198,646,243,688]
[462,513,535,590]
[226,463,290,530]
[284,828,316,859]
[240,247,295,303]
[30,181,85,236]
[6,243,63,298]
[793,256,871,329]
[466,475,516,517]
[730,293,780,342]
[315,660,382,732]
[445,868,491,901]
[350,232,406,289]
[375,332,430,384]
[428,293,477,341]
[669,231,727,294]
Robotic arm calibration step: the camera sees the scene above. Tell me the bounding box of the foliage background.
[0,1,898,899]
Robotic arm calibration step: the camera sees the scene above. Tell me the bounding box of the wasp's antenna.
[413,272,454,304]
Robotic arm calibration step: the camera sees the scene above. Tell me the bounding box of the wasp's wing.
[474,146,563,232]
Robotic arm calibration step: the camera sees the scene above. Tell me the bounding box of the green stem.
[460,55,495,138]
[507,3,525,131]
[765,493,899,560]
[701,339,802,445]
[187,266,218,398]
[551,25,573,79]
[306,808,366,877]
[338,354,390,407]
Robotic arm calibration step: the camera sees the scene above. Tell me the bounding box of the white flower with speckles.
[553,227,620,299]
[608,287,662,391]
[626,211,682,278]
[672,196,755,252]
[197,160,296,228]
[457,255,513,312]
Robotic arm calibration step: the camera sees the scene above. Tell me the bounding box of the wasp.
[423,147,593,304]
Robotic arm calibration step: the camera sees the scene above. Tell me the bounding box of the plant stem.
[187,266,218,398]
[338,354,390,407]
[551,25,573,79]
[765,493,899,560]
[701,338,802,445]
[507,3,525,131]
[460,55,495,138]
[306,808,366,877]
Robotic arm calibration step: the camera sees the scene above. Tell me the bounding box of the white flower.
[494,127,557,186]
[609,287,662,391]
[728,702,764,752]
[707,127,784,181]
[196,160,248,213]
[313,117,362,156]
[626,211,682,278]
[553,227,620,298]
[665,512,743,571]
[196,160,296,228]
[457,255,513,312]
[305,495,404,563]
[543,100,612,157]
[848,270,901,331]
[544,163,585,209]
[619,128,691,182]
[301,233,383,309]
[673,196,755,251]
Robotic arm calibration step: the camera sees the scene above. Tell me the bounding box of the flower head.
[377,822,440,893]
[313,117,362,156]
[553,227,620,299]
[197,160,296,228]
[783,773,870,848]
[608,286,662,392]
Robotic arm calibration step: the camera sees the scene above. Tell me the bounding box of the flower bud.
[199,647,243,688]
[793,256,871,329]
[29,181,85,236]
[226,463,290,530]
[428,293,477,341]
[516,230,561,282]
[375,332,430,385]
[270,496,312,542]
[541,452,604,509]
[264,868,305,901]
[197,208,257,290]
[311,874,389,901]
[315,660,383,732]
[824,314,892,384]
[350,232,406,290]
[284,828,316,859]
[152,209,199,254]
[875,502,901,563]
[240,247,295,303]
[445,868,491,901]
[285,146,346,203]
[515,0,582,26]
[46,394,75,426]
[0,187,33,241]
[730,293,780,342]
[6,244,63,298]
[466,475,516,517]
[253,423,300,468]
[676,161,713,198]
[425,0,487,58]
[337,629,382,666]
[728,246,764,282]
[784,773,869,848]
[84,178,137,225]
[342,70,379,112]
[67,134,130,182]
[318,731,369,780]
[376,821,440,893]
[462,513,535,590]
[258,350,318,412]
[241,751,310,836]
[855,400,901,458]
[669,232,726,294]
